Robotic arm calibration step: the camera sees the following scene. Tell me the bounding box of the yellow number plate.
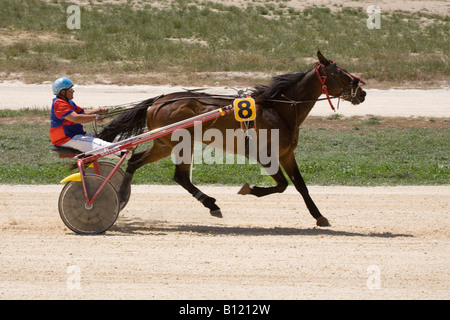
[233,98,256,121]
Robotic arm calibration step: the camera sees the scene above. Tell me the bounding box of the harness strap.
[315,62,336,111]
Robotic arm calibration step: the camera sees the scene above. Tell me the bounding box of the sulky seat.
[51,145,82,158]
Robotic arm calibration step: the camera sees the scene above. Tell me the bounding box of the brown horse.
[98,51,366,226]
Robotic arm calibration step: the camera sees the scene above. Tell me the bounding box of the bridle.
[315,61,366,111]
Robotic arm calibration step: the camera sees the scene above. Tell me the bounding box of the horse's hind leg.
[280,152,330,227]
[118,141,172,202]
[174,162,222,218]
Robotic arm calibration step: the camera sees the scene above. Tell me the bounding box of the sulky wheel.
[85,161,131,210]
[58,174,120,235]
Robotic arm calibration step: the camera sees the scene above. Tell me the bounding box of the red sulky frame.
[70,103,238,207]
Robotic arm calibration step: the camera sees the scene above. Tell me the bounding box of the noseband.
[315,61,366,111]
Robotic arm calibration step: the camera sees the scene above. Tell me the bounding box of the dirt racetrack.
[1,88,449,301]
[0,184,448,300]
[1,0,449,301]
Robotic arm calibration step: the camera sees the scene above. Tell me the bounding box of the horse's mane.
[251,72,307,99]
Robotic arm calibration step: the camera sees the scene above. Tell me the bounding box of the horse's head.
[317,51,366,105]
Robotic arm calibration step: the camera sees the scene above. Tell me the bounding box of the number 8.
[233,98,256,121]
[238,100,252,119]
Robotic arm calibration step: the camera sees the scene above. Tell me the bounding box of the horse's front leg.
[237,133,288,197]
[174,162,222,218]
[280,152,331,227]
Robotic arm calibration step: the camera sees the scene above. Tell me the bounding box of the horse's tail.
[97,97,156,142]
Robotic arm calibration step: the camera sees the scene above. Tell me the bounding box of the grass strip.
[0,112,448,186]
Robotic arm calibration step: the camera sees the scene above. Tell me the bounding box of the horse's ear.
[317,51,330,65]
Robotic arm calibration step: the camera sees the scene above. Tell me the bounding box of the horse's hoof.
[316,216,331,227]
[210,209,223,218]
[238,183,251,195]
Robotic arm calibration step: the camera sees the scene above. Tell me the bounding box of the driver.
[49,77,114,154]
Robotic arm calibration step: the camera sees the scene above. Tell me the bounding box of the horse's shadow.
[109,217,413,238]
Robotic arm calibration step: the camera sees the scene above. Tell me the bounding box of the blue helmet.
[52,77,74,95]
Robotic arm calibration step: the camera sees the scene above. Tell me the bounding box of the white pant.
[61,133,120,158]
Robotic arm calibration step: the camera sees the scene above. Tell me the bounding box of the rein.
[99,60,365,119]
[257,61,364,110]
[263,95,340,107]
[101,94,239,119]
[101,101,150,118]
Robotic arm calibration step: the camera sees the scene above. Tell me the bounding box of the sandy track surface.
[0,184,448,300]
[1,0,449,300]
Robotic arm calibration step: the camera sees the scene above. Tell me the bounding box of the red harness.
[315,62,335,111]
[314,61,366,111]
